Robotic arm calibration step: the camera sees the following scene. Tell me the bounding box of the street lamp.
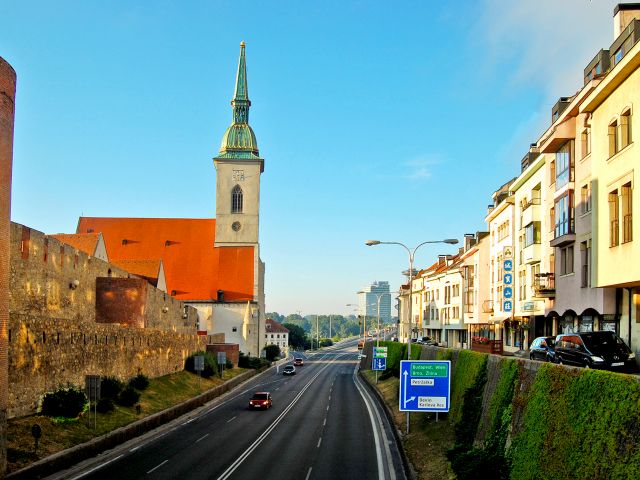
[366,237,458,433]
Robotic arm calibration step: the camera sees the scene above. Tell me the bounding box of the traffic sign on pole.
[374,347,388,358]
[372,357,386,371]
[399,360,451,412]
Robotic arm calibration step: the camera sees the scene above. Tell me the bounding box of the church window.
[232,185,243,213]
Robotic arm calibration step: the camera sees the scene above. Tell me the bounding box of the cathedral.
[70,43,266,356]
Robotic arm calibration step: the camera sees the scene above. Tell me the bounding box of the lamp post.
[366,238,458,434]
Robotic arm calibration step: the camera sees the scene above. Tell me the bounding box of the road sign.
[399,360,451,412]
[503,273,513,285]
[504,300,513,312]
[194,355,205,372]
[372,357,386,371]
[503,246,513,258]
[374,347,388,358]
[503,259,513,272]
[503,287,513,299]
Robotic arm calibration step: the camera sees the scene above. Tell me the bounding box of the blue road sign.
[504,300,513,312]
[372,357,386,371]
[503,287,513,298]
[503,273,513,285]
[504,259,513,271]
[399,360,451,412]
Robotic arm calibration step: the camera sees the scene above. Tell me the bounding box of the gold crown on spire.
[240,41,245,47]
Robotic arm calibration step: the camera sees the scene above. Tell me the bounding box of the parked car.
[529,336,556,362]
[554,331,636,372]
[283,365,296,375]
[249,392,272,409]
[293,358,304,366]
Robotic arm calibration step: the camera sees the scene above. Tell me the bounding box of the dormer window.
[232,185,243,213]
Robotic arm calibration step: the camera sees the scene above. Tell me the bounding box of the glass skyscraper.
[358,281,392,325]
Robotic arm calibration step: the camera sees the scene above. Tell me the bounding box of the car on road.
[554,331,636,372]
[293,358,304,366]
[249,392,272,409]
[283,365,296,375]
[529,336,556,363]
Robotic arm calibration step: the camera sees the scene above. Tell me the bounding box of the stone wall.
[8,314,216,418]
[206,343,240,367]
[0,55,17,476]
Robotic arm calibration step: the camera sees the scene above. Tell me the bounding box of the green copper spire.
[219,41,260,159]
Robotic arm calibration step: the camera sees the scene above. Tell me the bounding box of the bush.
[100,377,124,399]
[264,344,280,361]
[117,386,141,407]
[320,338,333,347]
[185,351,218,378]
[239,352,269,369]
[225,359,234,369]
[128,374,150,391]
[96,397,115,414]
[41,386,87,418]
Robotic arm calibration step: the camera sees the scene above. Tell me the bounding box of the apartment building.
[462,233,491,343]
[581,3,640,352]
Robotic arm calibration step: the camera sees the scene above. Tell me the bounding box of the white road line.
[69,454,124,480]
[146,459,168,474]
[226,416,237,423]
[328,395,331,401]
[196,433,210,443]
[323,418,327,426]
[130,446,140,452]
[317,437,322,448]
[326,405,330,411]
[182,418,194,425]
[305,467,313,480]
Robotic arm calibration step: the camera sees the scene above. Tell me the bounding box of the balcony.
[521,198,541,227]
[533,273,555,298]
[482,300,494,314]
[550,219,576,247]
[471,338,503,355]
[522,242,541,264]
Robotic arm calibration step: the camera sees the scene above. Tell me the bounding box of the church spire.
[218,41,259,158]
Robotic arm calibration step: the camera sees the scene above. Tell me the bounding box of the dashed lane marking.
[146,459,168,474]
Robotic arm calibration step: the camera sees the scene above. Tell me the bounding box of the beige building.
[581,3,640,353]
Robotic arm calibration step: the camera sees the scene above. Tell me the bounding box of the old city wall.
[8,222,220,417]
[8,314,214,418]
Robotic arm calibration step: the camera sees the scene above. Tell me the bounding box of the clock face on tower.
[232,221,242,232]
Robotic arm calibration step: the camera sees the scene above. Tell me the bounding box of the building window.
[531,263,540,292]
[554,193,573,238]
[581,128,591,158]
[620,109,632,149]
[609,189,619,247]
[231,185,243,213]
[524,222,541,247]
[518,269,526,301]
[580,240,591,288]
[609,120,619,157]
[560,245,574,275]
[581,182,592,214]
[555,142,572,189]
[622,182,633,243]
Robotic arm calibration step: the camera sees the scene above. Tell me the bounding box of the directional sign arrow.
[402,370,416,408]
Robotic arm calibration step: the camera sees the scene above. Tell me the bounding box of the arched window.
[232,185,243,213]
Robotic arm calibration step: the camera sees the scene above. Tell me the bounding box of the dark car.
[529,336,556,362]
[249,392,272,409]
[293,358,304,366]
[283,365,296,375]
[554,331,636,372]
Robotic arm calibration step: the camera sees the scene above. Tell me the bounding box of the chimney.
[438,255,447,265]
[463,233,476,251]
[614,3,640,38]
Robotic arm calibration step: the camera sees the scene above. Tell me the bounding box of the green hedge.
[508,364,640,480]
[449,350,487,425]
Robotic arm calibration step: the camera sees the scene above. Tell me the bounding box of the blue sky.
[3,0,619,315]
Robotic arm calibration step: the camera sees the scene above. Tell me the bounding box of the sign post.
[85,375,101,429]
[373,346,388,383]
[194,355,204,391]
[399,360,451,416]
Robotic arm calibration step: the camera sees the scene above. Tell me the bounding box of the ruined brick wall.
[8,314,216,418]
[96,277,148,327]
[0,55,17,476]
[206,343,239,367]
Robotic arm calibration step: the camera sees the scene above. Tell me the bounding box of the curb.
[8,367,269,480]
[358,370,417,480]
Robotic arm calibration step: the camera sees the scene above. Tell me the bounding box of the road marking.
[196,433,210,443]
[68,454,124,480]
[328,395,331,401]
[182,418,195,425]
[323,418,326,426]
[146,459,168,474]
[226,416,237,423]
[317,437,322,448]
[130,446,140,452]
[215,352,348,480]
[326,405,330,411]
[305,467,313,480]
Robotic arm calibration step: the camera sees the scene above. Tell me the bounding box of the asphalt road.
[49,338,406,480]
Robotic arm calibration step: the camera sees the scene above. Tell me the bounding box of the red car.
[293,358,304,366]
[249,392,272,409]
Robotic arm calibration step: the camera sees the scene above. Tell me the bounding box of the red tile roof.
[51,233,101,257]
[77,217,254,302]
[265,318,289,333]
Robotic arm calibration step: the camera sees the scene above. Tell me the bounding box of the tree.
[283,323,310,349]
[264,344,280,361]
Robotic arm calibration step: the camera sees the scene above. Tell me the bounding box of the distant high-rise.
[358,281,391,325]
